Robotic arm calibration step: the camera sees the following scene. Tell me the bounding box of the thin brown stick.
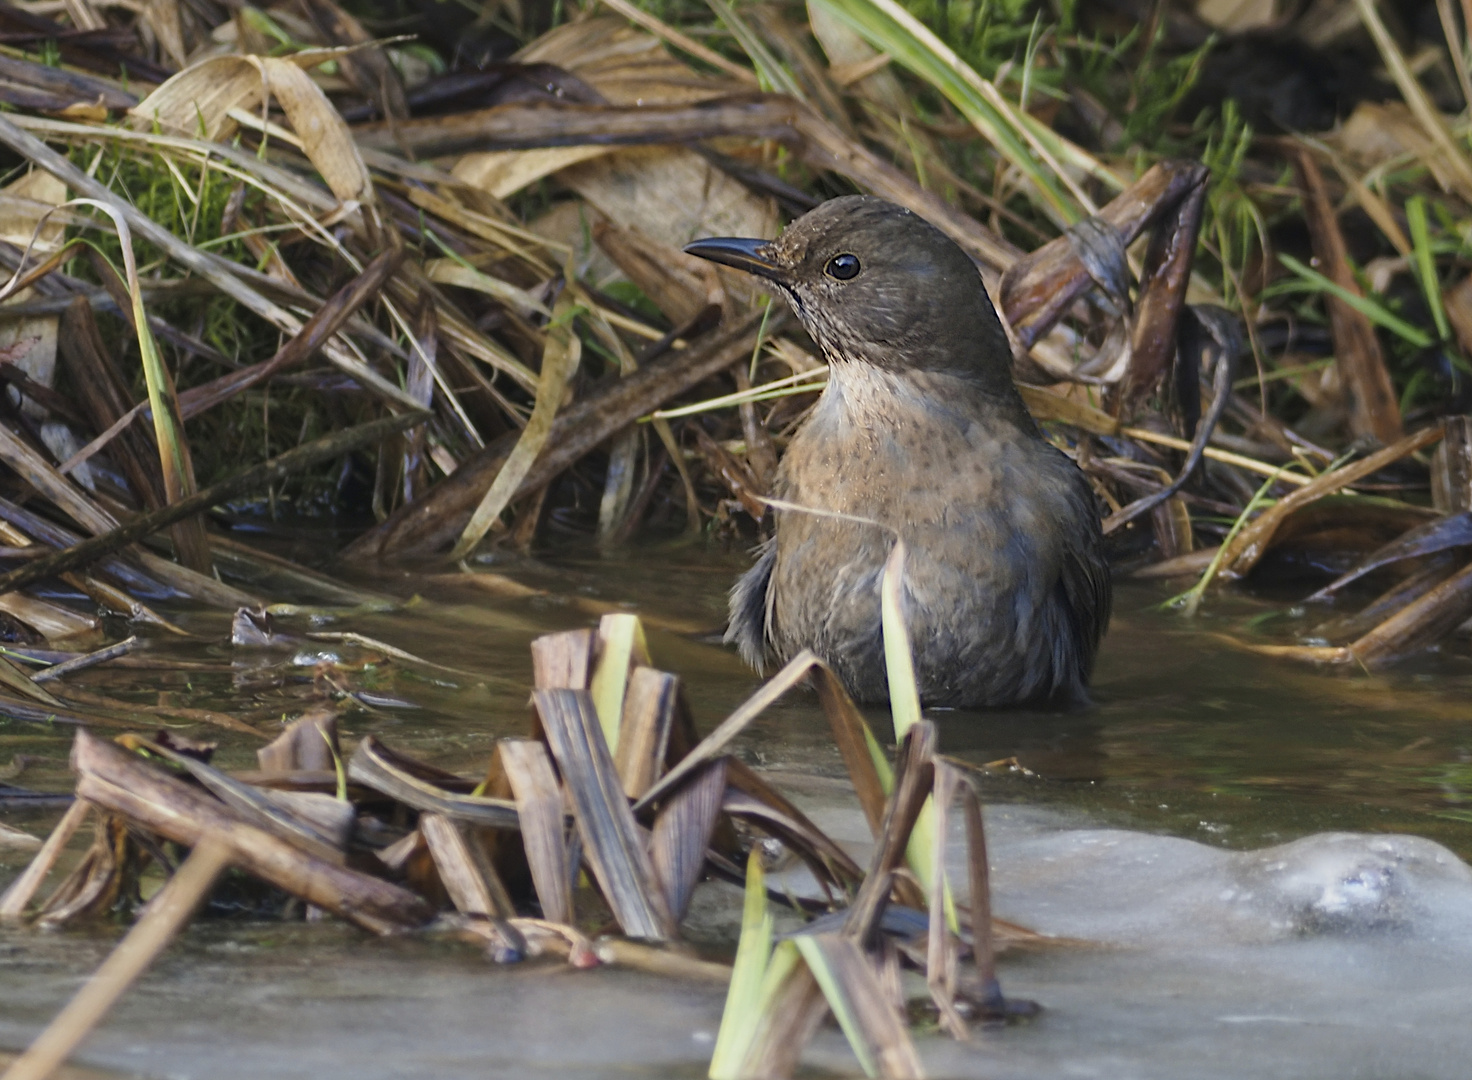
[0,800,90,919]
[0,838,232,1080]
[354,95,1021,272]
[31,637,137,683]
[176,246,404,420]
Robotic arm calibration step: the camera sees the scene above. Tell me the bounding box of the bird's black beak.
[683,237,784,281]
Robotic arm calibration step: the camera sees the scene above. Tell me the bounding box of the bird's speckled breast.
[767,362,1088,705]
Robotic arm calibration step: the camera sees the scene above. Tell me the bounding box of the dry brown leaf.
[450,290,582,558]
[141,0,189,70]
[0,592,99,640]
[453,18,751,218]
[130,53,372,206]
[1195,0,1278,32]
[453,146,613,201]
[559,146,777,309]
[0,169,65,418]
[1335,101,1472,199]
[519,17,734,106]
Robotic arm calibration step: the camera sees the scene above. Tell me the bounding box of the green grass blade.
[68,201,198,507]
[589,613,647,752]
[1277,252,1434,348]
[792,936,880,1079]
[809,0,1084,225]
[880,541,921,741]
[706,0,807,100]
[709,848,774,1078]
[879,541,953,925]
[1164,466,1288,617]
[1406,196,1451,342]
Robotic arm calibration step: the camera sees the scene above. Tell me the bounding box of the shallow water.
[1,538,1471,1078]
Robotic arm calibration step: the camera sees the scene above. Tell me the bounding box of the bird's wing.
[725,538,776,671]
[1057,478,1112,678]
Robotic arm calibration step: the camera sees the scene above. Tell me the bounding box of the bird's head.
[684,195,1013,387]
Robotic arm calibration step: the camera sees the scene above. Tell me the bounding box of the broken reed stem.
[0,411,427,596]
[0,800,90,919]
[0,838,232,1080]
[1219,423,1447,579]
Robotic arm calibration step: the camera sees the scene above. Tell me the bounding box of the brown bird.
[685,196,1110,708]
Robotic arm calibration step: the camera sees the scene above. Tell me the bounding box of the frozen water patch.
[4,785,1472,1079]
[983,808,1472,945]
[776,778,1472,1080]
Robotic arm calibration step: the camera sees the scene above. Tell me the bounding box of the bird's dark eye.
[825,253,861,281]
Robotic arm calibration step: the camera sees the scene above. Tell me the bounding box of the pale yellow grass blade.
[450,291,583,559]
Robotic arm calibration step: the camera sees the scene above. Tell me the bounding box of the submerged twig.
[31,637,138,683]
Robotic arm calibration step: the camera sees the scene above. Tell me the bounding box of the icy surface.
[3,783,1472,1079]
[955,803,1472,1080]
[987,810,1472,944]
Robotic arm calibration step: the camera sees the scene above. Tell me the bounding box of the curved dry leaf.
[263,57,373,205]
[556,145,778,312]
[130,54,372,206]
[0,592,99,640]
[129,54,266,140]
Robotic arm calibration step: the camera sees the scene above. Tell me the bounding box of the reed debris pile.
[2,608,1036,1079]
